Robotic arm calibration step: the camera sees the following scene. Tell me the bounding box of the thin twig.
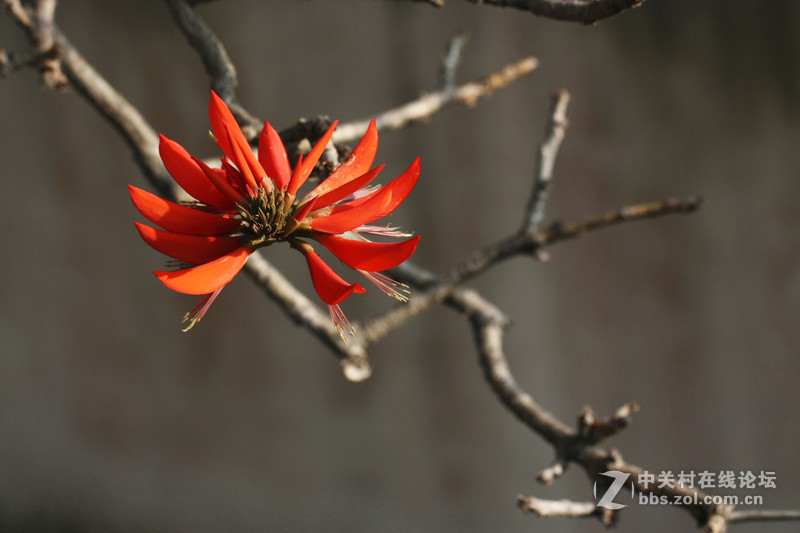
[0,48,38,77]
[333,56,538,143]
[243,252,372,382]
[461,0,646,24]
[59,37,168,191]
[365,197,701,343]
[576,402,639,444]
[517,496,604,520]
[538,196,703,245]
[4,0,167,189]
[32,0,66,88]
[727,509,800,524]
[440,29,469,94]
[373,0,444,6]
[3,0,67,88]
[522,89,570,232]
[469,291,573,442]
[457,196,702,285]
[164,0,260,137]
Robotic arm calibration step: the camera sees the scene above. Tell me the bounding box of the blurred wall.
[1,1,799,532]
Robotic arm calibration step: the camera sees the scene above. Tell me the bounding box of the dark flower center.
[236,187,294,247]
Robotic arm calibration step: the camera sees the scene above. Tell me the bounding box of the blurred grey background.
[1,1,799,532]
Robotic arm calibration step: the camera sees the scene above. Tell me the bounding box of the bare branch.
[522,89,570,232]
[363,194,700,360]
[705,513,729,533]
[440,29,470,93]
[356,99,723,530]
[461,0,646,24]
[363,190,699,345]
[3,0,29,25]
[333,56,538,143]
[0,47,39,77]
[536,460,566,484]
[378,0,644,21]
[576,402,639,444]
[469,291,573,442]
[61,39,172,190]
[3,0,67,88]
[164,0,260,137]
[32,0,66,88]
[360,283,454,343]
[539,196,703,245]
[517,495,603,520]
[373,0,444,6]
[727,509,800,525]
[4,0,167,190]
[445,197,701,288]
[362,264,578,446]
[243,252,373,382]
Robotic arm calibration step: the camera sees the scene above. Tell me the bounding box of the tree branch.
[243,252,373,382]
[360,87,699,348]
[3,0,168,191]
[440,29,470,94]
[2,0,67,88]
[517,496,610,523]
[727,509,800,525]
[333,56,538,143]
[522,89,569,232]
[462,0,646,24]
[373,0,445,6]
[164,0,260,137]
[378,0,645,23]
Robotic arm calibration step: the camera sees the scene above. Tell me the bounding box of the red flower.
[130,92,420,336]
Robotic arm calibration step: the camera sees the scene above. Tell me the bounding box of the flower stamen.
[236,187,296,247]
[329,304,357,345]
[358,270,411,302]
[182,288,224,331]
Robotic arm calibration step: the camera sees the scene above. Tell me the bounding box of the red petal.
[292,195,320,224]
[135,222,242,264]
[286,120,338,196]
[285,153,304,199]
[346,157,420,216]
[309,184,394,234]
[193,156,246,204]
[128,185,240,235]
[301,249,366,305]
[314,158,421,233]
[308,157,420,234]
[258,121,291,191]
[208,91,249,165]
[155,247,251,295]
[219,158,251,198]
[309,119,378,198]
[380,157,421,214]
[317,235,420,272]
[223,122,261,191]
[312,165,384,210]
[159,134,234,209]
[207,93,266,195]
